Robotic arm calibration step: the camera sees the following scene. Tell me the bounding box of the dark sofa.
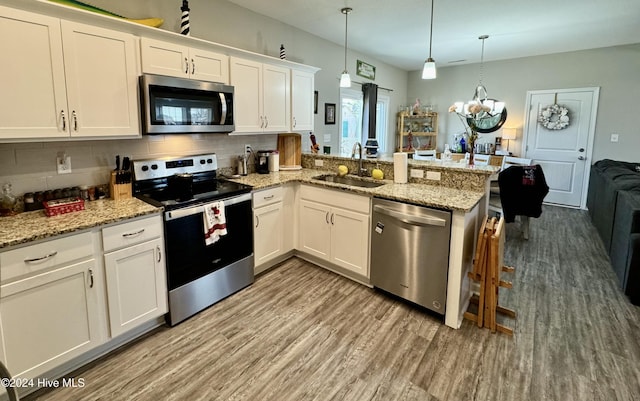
[587,159,640,305]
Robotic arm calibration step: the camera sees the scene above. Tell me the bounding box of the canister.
[268,151,279,172]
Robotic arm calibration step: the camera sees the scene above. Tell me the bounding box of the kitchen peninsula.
[229,153,498,329]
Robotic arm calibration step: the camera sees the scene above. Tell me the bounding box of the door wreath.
[538,103,570,130]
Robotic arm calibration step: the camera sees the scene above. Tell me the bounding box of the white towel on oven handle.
[204,200,227,245]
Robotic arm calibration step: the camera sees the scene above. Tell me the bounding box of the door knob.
[578,156,585,160]
[579,148,585,152]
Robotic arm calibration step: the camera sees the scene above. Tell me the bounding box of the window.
[339,89,389,155]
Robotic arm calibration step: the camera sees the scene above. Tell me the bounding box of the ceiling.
[226,0,640,71]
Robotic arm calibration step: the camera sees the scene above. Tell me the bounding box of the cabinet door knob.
[89,268,94,288]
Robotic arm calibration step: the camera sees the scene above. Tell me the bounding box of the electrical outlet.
[426,171,441,181]
[57,155,72,174]
[410,169,424,178]
[244,144,252,154]
[611,133,619,142]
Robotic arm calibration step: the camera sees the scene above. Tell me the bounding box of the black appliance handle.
[164,192,251,221]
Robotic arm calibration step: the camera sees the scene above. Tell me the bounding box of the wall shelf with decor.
[397,112,438,152]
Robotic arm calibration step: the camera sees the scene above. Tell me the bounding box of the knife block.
[110,172,132,200]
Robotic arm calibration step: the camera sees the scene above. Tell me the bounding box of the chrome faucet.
[351,142,367,176]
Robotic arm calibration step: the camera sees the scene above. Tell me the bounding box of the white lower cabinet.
[298,185,370,277]
[253,186,285,274]
[102,216,167,338]
[0,233,105,380]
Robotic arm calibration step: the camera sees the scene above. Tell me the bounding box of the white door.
[230,57,263,132]
[0,259,102,379]
[298,199,331,260]
[104,238,167,338]
[523,88,599,208]
[291,70,314,131]
[254,202,284,270]
[262,64,290,132]
[62,21,140,138]
[330,208,369,277]
[0,7,68,139]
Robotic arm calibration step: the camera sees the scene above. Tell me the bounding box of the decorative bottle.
[443,144,452,161]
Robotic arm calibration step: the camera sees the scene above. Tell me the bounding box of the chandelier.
[451,35,507,133]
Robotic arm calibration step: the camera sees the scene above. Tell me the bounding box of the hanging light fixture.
[451,35,507,133]
[339,7,352,88]
[421,0,436,79]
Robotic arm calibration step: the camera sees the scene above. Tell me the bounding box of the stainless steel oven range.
[132,153,254,326]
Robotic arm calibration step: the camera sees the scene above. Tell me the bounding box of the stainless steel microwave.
[140,74,234,134]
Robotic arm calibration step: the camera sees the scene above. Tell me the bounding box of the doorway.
[523,87,599,208]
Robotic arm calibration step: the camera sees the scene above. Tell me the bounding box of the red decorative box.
[43,197,85,217]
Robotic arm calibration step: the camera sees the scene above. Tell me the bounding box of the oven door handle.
[165,192,252,221]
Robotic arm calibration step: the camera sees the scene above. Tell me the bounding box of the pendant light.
[339,7,352,88]
[421,0,436,79]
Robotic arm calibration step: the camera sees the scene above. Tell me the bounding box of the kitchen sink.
[312,174,386,188]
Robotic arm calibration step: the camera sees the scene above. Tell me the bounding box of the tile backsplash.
[0,134,278,195]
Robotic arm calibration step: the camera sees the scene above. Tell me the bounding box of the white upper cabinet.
[0,7,140,141]
[62,21,140,138]
[0,7,68,140]
[140,37,229,84]
[291,70,315,132]
[230,57,290,134]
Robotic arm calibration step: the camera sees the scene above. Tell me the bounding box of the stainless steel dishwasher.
[370,198,451,314]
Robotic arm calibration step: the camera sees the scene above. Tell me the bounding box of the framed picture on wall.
[325,103,336,125]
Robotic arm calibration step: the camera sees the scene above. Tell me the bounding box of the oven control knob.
[207,158,213,164]
[141,165,149,172]
[151,164,158,170]
[200,159,206,164]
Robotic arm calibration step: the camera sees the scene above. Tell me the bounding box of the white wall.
[0,0,408,195]
[407,44,640,163]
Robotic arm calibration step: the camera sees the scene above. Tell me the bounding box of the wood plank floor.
[25,206,640,401]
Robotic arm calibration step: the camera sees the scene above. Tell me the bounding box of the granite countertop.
[226,169,485,213]
[0,197,161,249]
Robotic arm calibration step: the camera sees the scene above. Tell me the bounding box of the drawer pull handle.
[89,268,94,288]
[191,58,195,74]
[24,251,58,263]
[331,213,335,225]
[263,195,274,200]
[185,57,189,74]
[60,110,66,131]
[255,215,260,228]
[72,110,78,131]
[122,229,145,237]
[157,246,162,263]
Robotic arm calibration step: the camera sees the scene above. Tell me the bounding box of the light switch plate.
[611,133,619,142]
[426,171,441,181]
[410,169,424,178]
[314,159,324,167]
[324,134,331,143]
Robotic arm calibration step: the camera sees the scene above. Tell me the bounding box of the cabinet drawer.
[253,186,283,208]
[300,185,370,214]
[0,231,94,283]
[102,216,163,253]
